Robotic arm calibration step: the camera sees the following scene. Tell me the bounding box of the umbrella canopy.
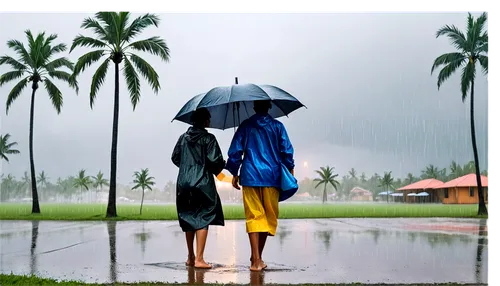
[378,191,393,196]
[391,193,404,197]
[173,80,305,130]
[416,192,429,196]
[407,193,417,196]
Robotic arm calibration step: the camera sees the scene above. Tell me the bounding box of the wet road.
[0,218,487,284]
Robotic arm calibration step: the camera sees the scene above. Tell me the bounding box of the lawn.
[0,274,486,286]
[0,202,486,221]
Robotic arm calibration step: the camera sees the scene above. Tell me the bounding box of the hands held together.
[231,169,294,190]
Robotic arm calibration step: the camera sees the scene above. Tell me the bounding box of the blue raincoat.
[226,113,295,188]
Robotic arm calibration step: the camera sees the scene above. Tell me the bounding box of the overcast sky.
[0,12,488,187]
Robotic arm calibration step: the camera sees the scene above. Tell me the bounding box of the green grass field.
[0,202,486,220]
[0,274,485,286]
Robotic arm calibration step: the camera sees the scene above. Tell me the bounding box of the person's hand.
[232,175,241,190]
[290,169,295,177]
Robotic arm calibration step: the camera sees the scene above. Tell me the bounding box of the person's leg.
[257,187,280,267]
[242,187,268,271]
[185,231,195,266]
[194,227,211,269]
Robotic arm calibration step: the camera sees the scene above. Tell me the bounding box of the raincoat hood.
[250,113,273,127]
[185,126,207,145]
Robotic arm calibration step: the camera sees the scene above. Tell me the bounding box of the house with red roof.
[433,173,488,204]
[396,179,444,203]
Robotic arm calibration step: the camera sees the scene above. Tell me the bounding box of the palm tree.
[431,12,488,215]
[20,171,31,197]
[421,164,440,179]
[1,174,16,202]
[36,171,49,190]
[0,31,78,214]
[73,169,92,202]
[70,12,170,218]
[360,172,367,183]
[348,168,357,180]
[131,168,155,215]
[449,160,464,179]
[379,171,394,203]
[405,173,416,185]
[0,134,20,162]
[313,166,340,203]
[92,171,109,202]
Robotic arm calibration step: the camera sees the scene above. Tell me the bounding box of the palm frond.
[6,40,33,68]
[315,181,324,189]
[0,56,28,71]
[73,50,106,77]
[70,35,108,53]
[0,70,25,86]
[117,12,131,38]
[126,37,170,62]
[128,53,160,93]
[45,57,74,72]
[49,43,67,56]
[30,31,47,68]
[436,25,468,51]
[431,52,465,74]
[436,57,465,89]
[6,77,29,114]
[95,12,119,45]
[460,62,476,102]
[81,17,110,41]
[473,12,488,47]
[123,57,141,110]
[477,55,488,74]
[89,58,111,108]
[43,78,63,113]
[122,14,160,43]
[47,70,79,93]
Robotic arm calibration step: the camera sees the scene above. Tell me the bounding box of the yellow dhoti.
[242,186,279,236]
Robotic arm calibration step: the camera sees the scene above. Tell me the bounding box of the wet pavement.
[0,218,487,284]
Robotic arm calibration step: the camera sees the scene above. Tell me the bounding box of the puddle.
[0,218,488,284]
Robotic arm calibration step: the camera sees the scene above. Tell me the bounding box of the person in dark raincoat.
[226,100,295,272]
[171,108,226,269]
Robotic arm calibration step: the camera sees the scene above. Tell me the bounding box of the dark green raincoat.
[171,126,226,232]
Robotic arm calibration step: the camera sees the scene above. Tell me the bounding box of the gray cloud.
[0,12,488,187]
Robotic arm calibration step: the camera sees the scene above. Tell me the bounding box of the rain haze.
[0,12,488,188]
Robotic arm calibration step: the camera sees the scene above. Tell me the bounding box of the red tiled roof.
[397,179,443,191]
[436,173,488,188]
[351,187,372,196]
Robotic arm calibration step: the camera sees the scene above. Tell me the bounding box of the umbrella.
[378,191,393,196]
[391,193,404,197]
[173,77,305,130]
[416,192,429,196]
[407,193,417,196]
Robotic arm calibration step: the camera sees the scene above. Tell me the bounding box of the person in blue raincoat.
[172,108,226,269]
[225,100,295,272]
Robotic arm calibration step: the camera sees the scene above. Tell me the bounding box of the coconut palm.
[449,161,464,179]
[421,164,440,180]
[70,12,170,217]
[405,173,416,185]
[313,166,340,203]
[0,134,20,162]
[348,168,357,180]
[360,172,367,183]
[379,171,394,203]
[131,168,155,215]
[36,171,49,190]
[73,169,92,202]
[19,171,31,196]
[0,31,78,213]
[431,12,488,215]
[92,171,109,202]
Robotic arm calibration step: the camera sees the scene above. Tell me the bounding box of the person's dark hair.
[253,100,272,114]
[190,108,211,126]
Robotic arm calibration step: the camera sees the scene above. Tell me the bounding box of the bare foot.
[194,259,212,269]
[250,257,267,269]
[250,258,266,272]
[186,255,195,267]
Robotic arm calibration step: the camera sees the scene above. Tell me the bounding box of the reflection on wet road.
[0,218,487,284]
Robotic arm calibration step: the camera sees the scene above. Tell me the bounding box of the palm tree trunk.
[322,184,327,203]
[107,62,120,218]
[29,87,40,214]
[140,187,145,215]
[387,186,389,203]
[470,80,487,215]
